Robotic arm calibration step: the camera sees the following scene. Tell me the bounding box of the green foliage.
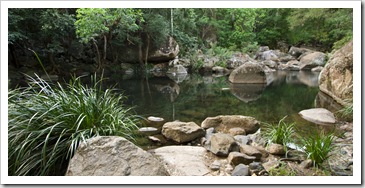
[263,116,295,153]
[288,8,353,51]
[8,74,140,176]
[300,130,335,167]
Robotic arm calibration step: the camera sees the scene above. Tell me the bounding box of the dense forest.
[8,8,352,73]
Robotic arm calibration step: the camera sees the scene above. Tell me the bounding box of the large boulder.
[299,108,336,125]
[299,52,327,70]
[319,40,353,106]
[201,115,260,134]
[162,121,205,143]
[65,136,169,176]
[150,146,211,176]
[228,62,267,84]
[148,36,179,62]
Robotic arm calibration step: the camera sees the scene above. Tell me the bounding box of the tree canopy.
[8,8,353,70]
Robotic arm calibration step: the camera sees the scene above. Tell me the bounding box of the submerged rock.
[299,108,336,125]
[66,136,169,176]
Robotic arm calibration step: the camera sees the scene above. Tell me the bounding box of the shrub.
[8,74,140,176]
[300,130,335,167]
[262,116,295,154]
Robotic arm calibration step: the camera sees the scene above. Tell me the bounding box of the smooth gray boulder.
[299,108,336,125]
[299,52,327,70]
[228,62,267,84]
[65,136,169,176]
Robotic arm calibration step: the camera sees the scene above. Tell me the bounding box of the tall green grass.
[300,130,335,167]
[262,116,295,154]
[8,74,140,176]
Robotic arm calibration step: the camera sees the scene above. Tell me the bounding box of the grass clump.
[8,74,140,176]
[300,130,335,167]
[262,116,295,154]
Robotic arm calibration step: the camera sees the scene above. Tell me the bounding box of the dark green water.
[112,70,340,141]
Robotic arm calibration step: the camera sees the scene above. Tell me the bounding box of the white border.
[1,0,361,185]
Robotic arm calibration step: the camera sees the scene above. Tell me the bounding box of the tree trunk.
[92,39,101,70]
[170,8,174,36]
[103,35,107,64]
[47,52,57,73]
[9,44,19,68]
[144,34,150,67]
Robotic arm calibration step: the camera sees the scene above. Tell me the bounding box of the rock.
[166,64,188,75]
[288,46,313,58]
[319,40,353,106]
[148,36,179,62]
[178,58,191,67]
[147,116,166,128]
[210,160,221,171]
[263,60,277,69]
[65,136,169,176]
[162,121,205,143]
[258,46,270,52]
[267,143,286,155]
[226,53,254,69]
[278,55,296,63]
[151,63,168,73]
[299,52,327,70]
[212,66,229,74]
[231,164,250,176]
[298,108,336,125]
[229,127,246,136]
[138,127,160,136]
[300,159,313,169]
[201,115,260,135]
[228,152,256,166]
[248,131,267,147]
[228,62,267,84]
[209,133,239,156]
[311,66,324,72]
[239,144,262,160]
[148,134,168,144]
[262,159,280,171]
[278,60,300,71]
[151,146,210,176]
[249,162,265,172]
[41,74,59,82]
[234,135,251,145]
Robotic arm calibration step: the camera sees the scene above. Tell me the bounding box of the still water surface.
[113,70,334,139]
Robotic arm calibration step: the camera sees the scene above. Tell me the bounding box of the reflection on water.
[229,83,266,103]
[116,70,320,127]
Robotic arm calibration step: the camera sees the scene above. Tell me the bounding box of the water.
[116,71,320,125]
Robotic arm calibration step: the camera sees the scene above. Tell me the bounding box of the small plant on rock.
[300,130,335,167]
[262,116,295,155]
